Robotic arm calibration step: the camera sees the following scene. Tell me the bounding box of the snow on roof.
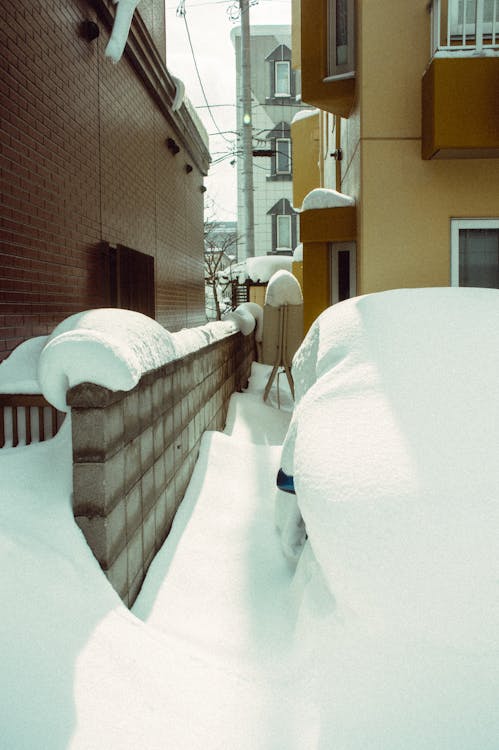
[221,255,293,285]
[105,0,141,63]
[264,270,303,307]
[291,109,319,125]
[301,188,355,212]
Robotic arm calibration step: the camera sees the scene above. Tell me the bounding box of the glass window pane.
[277,215,291,248]
[276,139,291,173]
[459,228,499,288]
[275,62,290,96]
[336,0,348,65]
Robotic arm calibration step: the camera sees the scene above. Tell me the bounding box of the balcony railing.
[430,0,499,56]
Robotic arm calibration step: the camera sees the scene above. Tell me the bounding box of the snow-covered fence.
[0,394,64,448]
[67,331,254,606]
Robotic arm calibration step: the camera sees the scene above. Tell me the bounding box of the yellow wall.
[291,112,320,209]
[303,243,330,333]
[295,0,499,329]
[360,140,499,293]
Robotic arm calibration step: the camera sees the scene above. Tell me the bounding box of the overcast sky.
[164,0,291,222]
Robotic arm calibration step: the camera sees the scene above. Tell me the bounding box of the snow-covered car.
[277,287,499,748]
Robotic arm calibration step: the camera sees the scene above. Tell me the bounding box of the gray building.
[231,25,307,260]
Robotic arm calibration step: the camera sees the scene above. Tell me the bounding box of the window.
[266,45,294,101]
[268,198,297,252]
[275,138,291,174]
[105,243,155,318]
[275,61,291,96]
[449,0,496,36]
[327,0,355,78]
[451,219,499,288]
[277,215,292,250]
[330,241,356,304]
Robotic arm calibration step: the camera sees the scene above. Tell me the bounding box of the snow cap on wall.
[293,243,303,262]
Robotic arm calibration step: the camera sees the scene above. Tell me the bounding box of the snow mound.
[265,270,303,307]
[233,302,263,342]
[223,307,255,336]
[222,255,293,285]
[0,336,48,394]
[301,188,355,211]
[105,0,141,63]
[284,287,499,650]
[38,309,178,411]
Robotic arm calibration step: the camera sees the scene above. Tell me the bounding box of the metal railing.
[430,0,499,56]
[0,394,65,448]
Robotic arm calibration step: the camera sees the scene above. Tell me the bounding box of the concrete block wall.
[67,332,254,606]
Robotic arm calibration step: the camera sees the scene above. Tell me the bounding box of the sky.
[164,0,291,222]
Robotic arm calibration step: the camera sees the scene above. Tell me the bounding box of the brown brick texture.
[0,0,207,362]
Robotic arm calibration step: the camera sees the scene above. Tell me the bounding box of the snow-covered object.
[171,76,185,112]
[105,0,141,63]
[38,309,178,411]
[283,287,499,650]
[301,188,355,211]
[223,306,256,336]
[264,270,303,307]
[292,243,303,262]
[0,336,48,394]
[290,108,319,125]
[233,302,263,342]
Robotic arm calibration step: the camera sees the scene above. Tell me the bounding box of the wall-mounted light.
[185,164,193,174]
[166,138,180,155]
[80,20,100,42]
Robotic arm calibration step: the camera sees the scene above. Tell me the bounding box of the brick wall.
[0,0,208,362]
[68,331,254,606]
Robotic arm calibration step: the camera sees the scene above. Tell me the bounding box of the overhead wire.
[176,0,235,146]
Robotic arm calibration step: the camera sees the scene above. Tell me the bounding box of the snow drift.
[279,287,499,747]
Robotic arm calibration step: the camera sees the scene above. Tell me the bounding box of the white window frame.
[450,218,499,286]
[449,0,496,38]
[274,61,291,97]
[275,138,291,174]
[330,241,356,304]
[276,214,292,250]
[327,0,355,79]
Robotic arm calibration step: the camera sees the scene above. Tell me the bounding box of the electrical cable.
[176,1,235,146]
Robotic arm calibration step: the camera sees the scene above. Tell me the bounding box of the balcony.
[430,0,499,56]
[422,0,499,159]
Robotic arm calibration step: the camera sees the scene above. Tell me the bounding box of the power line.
[176,2,234,145]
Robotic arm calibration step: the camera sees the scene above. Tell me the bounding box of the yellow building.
[292,0,499,331]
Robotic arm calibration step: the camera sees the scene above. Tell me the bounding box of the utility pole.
[239,0,255,259]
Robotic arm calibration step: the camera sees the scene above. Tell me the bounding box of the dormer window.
[275,61,291,96]
[266,122,292,180]
[267,44,295,102]
[276,137,291,174]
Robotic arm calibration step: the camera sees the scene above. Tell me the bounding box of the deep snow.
[1,289,499,748]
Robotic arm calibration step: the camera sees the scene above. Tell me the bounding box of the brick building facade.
[0,0,210,362]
